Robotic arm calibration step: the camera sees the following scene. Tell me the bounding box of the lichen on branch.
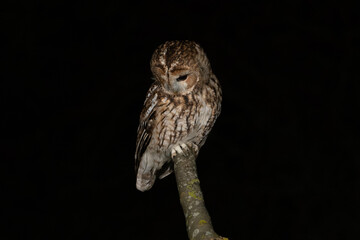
[172,146,229,240]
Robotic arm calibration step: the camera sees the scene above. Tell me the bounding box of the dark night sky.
[2,1,359,239]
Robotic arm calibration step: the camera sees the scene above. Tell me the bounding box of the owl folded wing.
[135,84,159,171]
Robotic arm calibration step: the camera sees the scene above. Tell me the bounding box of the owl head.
[150,40,212,94]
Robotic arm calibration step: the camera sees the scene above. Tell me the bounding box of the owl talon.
[187,142,199,156]
[171,142,199,159]
[171,145,181,159]
[180,143,190,157]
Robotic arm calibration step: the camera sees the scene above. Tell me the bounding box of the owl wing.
[135,83,159,171]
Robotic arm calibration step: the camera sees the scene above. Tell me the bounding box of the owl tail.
[136,155,156,192]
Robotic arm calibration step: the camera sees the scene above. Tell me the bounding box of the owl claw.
[180,143,190,157]
[171,142,199,159]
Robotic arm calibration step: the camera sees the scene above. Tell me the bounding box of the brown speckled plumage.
[135,40,222,191]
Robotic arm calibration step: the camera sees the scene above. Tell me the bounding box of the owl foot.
[171,142,199,159]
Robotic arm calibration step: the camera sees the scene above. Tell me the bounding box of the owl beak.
[163,81,173,92]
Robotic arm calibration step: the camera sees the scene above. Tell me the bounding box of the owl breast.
[151,92,211,156]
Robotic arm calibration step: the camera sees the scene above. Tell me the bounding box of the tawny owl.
[135,40,222,191]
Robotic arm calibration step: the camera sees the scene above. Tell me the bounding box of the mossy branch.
[172,147,229,240]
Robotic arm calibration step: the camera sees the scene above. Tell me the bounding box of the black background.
[2,1,359,239]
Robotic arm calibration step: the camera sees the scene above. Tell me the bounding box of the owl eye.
[176,74,188,82]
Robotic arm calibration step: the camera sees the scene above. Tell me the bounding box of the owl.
[135,40,222,191]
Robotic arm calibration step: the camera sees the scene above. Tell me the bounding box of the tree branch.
[172,147,229,240]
